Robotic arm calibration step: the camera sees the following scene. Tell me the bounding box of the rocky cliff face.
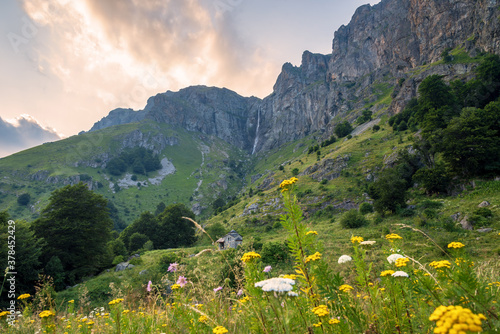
[88,0,500,154]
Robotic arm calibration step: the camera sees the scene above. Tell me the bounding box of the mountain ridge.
[87,0,500,154]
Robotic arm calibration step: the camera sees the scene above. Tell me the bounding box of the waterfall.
[251,109,260,155]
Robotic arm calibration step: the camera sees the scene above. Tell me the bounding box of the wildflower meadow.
[2,178,499,333]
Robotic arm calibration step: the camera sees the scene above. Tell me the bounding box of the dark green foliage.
[0,216,44,300]
[413,162,451,195]
[212,197,226,212]
[340,210,368,229]
[261,241,290,265]
[106,147,161,176]
[292,168,299,176]
[129,233,149,252]
[441,48,453,63]
[359,202,373,215]
[32,183,113,283]
[206,222,226,241]
[440,103,500,177]
[112,255,124,265]
[120,212,158,250]
[45,256,65,291]
[473,208,493,218]
[155,202,166,216]
[417,200,443,210]
[17,193,31,206]
[107,201,126,231]
[372,125,380,132]
[368,169,407,215]
[356,109,373,124]
[334,121,353,138]
[320,135,337,147]
[108,239,128,257]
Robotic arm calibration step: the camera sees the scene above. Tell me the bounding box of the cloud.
[0,115,61,158]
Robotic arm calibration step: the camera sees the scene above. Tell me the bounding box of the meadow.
[2,178,499,333]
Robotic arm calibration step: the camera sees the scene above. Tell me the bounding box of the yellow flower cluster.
[385,233,403,241]
[429,305,486,333]
[381,270,395,277]
[39,310,56,318]
[447,242,465,249]
[239,296,251,304]
[108,298,124,305]
[395,257,409,267]
[329,318,341,325]
[311,305,329,317]
[305,252,322,263]
[241,251,261,263]
[283,274,297,280]
[0,311,10,317]
[351,236,364,244]
[199,315,208,323]
[306,231,318,236]
[279,177,298,192]
[171,284,181,290]
[339,284,354,292]
[68,300,74,303]
[17,293,31,300]
[429,260,452,269]
[213,325,229,334]
[313,322,322,327]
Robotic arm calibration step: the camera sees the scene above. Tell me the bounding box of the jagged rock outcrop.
[87,0,500,154]
[90,108,146,131]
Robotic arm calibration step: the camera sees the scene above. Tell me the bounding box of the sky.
[0,0,380,158]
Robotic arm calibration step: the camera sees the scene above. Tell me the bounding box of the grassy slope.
[0,121,248,223]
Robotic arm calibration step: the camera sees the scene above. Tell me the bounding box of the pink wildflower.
[213,286,223,293]
[176,276,188,287]
[147,280,152,292]
[167,263,178,272]
[263,266,272,273]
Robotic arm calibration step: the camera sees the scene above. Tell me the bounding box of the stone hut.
[216,230,242,250]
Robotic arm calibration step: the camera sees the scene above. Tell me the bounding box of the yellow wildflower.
[306,231,318,236]
[108,298,124,305]
[381,270,395,277]
[241,251,261,263]
[171,284,181,290]
[0,311,10,317]
[199,315,208,323]
[239,296,251,304]
[313,322,322,327]
[305,252,322,263]
[279,177,298,192]
[395,257,409,267]
[312,305,329,317]
[447,242,465,249]
[429,305,486,333]
[17,294,31,300]
[339,284,354,292]
[385,233,403,241]
[283,274,297,279]
[429,260,451,269]
[329,318,341,325]
[213,325,229,334]
[68,300,74,303]
[39,310,55,318]
[350,236,364,244]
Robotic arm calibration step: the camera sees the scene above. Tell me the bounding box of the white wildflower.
[387,254,404,264]
[338,255,353,264]
[287,291,298,297]
[391,271,409,277]
[360,240,376,245]
[255,277,295,293]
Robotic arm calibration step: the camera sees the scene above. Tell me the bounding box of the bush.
[112,255,124,265]
[372,125,380,132]
[340,210,369,229]
[334,121,353,138]
[129,257,143,265]
[359,202,373,215]
[17,193,31,206]
[260,242,290,265]
[473,208,493,218]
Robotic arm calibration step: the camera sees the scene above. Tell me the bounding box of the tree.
[156,204,196,249]
[0,214,44,299]
[334,121,353,138]
[32,183,113,282]
[340,210,369,228]
[206,222,226,241]
[413,162,451,195]
[368,170,407,215]
[17,193,31,206]
[45,256,65,291]
[120,212,158,251]
[129,233,150,252]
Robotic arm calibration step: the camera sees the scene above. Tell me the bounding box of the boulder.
[459,215,473,231]
[478,201,490,208]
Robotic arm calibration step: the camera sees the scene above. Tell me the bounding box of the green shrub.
[129,257,143,265]
[112,255,124,265]
[473,207,493,218]
[261,242,290,265]
[423,208,438,220]
[359,202,374,215]
[340,209,369,229]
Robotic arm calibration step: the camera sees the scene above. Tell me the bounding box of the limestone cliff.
[88,0,500,154]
